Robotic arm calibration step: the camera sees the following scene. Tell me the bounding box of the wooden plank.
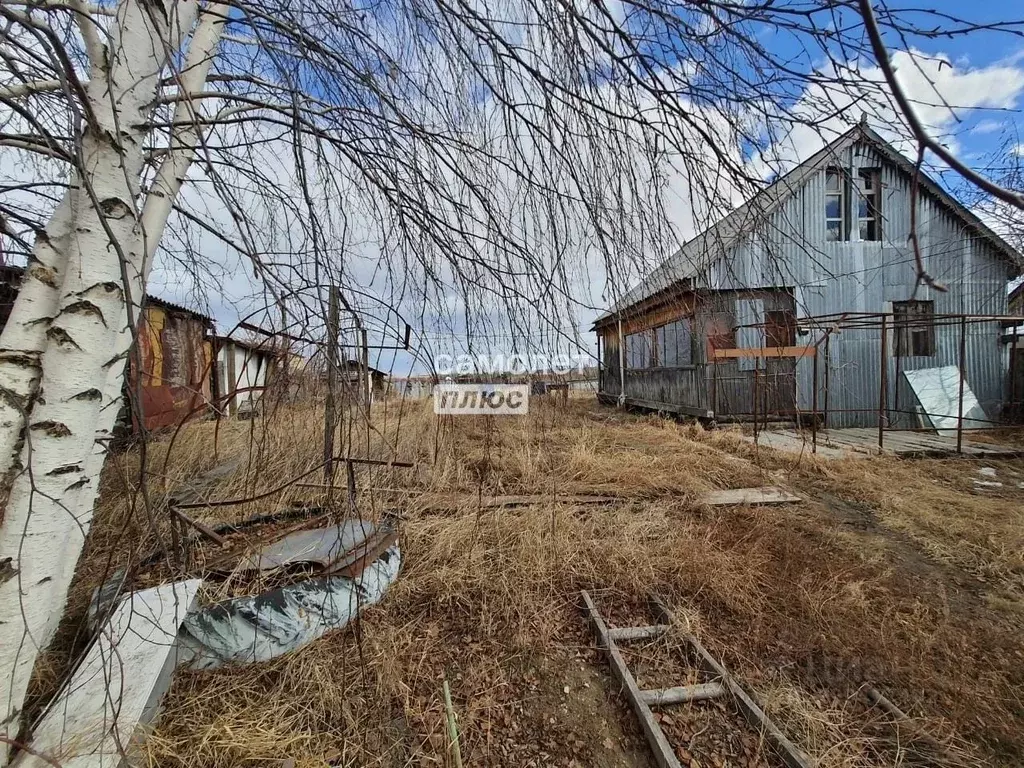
[712,346,816,360]
[702,487,801,507]
[640,683,726,707]
[169,506,227,546]
[649,597,814,768]
[607,624,671,642]
[16,580,202,768]
[966,443,1021,458]
[823,430,882,454]
[623,396,714,419]
[414,493,620,512]
[580,591,682,768]
[481,494,618,509]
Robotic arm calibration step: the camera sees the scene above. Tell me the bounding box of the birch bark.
[78,0,227,580]
[0,0,200,758]
[0,187,75,487]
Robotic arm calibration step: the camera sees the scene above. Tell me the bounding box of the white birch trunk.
[0,0,200,759]
[79,0,227,568]
[0,186,75,487]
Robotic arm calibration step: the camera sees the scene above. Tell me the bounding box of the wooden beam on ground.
[607,624,671,642]
[640,683,726,707]
[413,493,620,512]
[580,591,682,768]
[702,487,801,507]
[16,580,202,768]
[649,596,814,768]
[713,346,816,360]
[481,494,617,509]
[621,396,715,419]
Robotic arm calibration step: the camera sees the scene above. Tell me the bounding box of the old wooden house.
[595,124,1022,427]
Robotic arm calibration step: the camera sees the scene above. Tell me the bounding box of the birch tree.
[0,0,1022,759]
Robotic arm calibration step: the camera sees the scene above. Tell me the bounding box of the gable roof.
[595,124,1023,326]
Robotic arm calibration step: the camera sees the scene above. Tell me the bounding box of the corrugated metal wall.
[702,141,1011,428]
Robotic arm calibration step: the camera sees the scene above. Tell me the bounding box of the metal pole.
[324,286,340,482]
[878,313,887,453]
[712,350,719,419]
[893,318,903,417]
[752,364,759,439]
[617,316,626,406]
[957,314,967,455]
[823,331,831,428]
[360,327,370,407]
[811,346,818,454]
[1007,327,1015,423]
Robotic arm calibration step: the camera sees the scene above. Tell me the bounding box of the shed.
[130,296,214,431]
[0,267,216,431]
[339,359,388,402]
[213,335,278,417]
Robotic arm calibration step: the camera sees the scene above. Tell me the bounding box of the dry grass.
[35,396,1024,768]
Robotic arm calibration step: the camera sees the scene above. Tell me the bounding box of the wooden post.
[957,314,967,455]
[324,286,340,481]
[878,313,887,453]
[225,340,237,416]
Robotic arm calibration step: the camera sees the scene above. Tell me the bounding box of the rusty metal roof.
[144,294,214,326]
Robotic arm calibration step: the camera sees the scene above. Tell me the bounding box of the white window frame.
[825,168,845,242]
[855,168,881,242]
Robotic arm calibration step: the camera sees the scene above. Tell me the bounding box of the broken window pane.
[893,300,935,357]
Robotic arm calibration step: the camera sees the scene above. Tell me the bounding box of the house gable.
[597,125,1022,326]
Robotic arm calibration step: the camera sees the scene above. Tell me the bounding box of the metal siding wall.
[602,140,1012,424]
[782,141,1010,427]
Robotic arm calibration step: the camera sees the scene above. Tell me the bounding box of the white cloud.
[970,119,1007,135]
[750,49,1024,179]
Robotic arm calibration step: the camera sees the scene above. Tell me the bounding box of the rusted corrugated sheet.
[130,303,213,431]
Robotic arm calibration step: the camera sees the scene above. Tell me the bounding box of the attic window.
[825,168,845,241]
[856,169,881,241]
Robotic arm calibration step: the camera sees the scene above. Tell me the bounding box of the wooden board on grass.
[702,486,801,506]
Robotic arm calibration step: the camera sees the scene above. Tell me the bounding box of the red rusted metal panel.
[128,301,213,432]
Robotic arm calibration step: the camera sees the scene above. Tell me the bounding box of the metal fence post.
[957,314,967,455]
[811,346,818,454]
[878,314,887,454]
